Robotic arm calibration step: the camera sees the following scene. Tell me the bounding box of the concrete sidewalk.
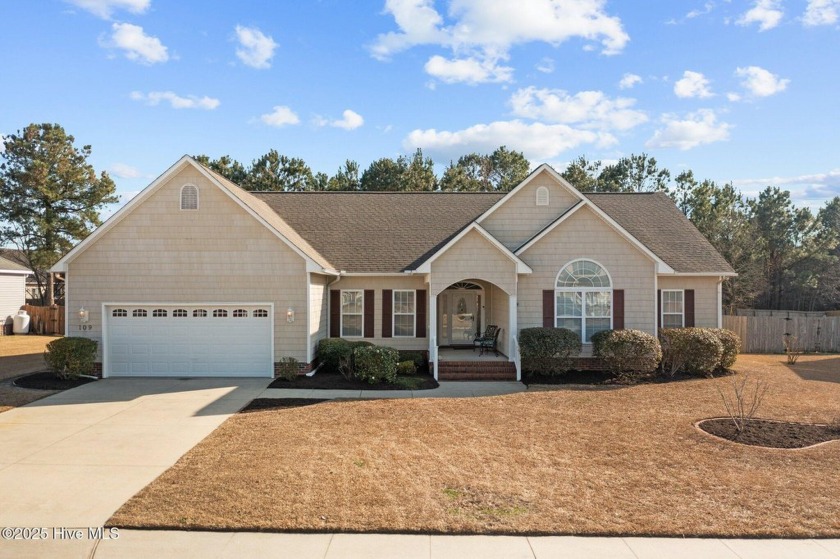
[258,380,527,400]
[3,530,839,559]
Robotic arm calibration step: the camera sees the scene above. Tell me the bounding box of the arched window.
[173,309,188,317]
[555,259,612,342]
[180,184,198,210]
[132,309,147,318]
[112,308,127,317]
[232,309,248,318]
[193,309,207,318]
[536,186,549,206]
[152,309,167,317]
[213,309,228,318]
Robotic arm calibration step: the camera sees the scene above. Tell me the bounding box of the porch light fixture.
[286,307,295,323]
[79,307,89,324]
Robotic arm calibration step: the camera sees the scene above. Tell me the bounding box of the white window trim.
[393,289,416,338]
[180,184,199,211]
[340,289,364,338]
[536,186,549,206]
[661,289,685,328]
[555,259,613,343]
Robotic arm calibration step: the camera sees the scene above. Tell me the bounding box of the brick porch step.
[438,360,517,381]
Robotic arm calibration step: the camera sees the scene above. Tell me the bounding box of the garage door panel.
[105,305,273,378]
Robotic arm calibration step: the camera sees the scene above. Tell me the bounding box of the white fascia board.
[659,271,738,277]
[515,201,584,255]
[476,164,586,225]
[414,223,532,274]
[51,155,195,272]
[0,269,32,275]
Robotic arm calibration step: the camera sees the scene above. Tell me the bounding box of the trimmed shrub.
[659,328,723,377]
[275,356,300,381]
[353,345,400,384]
[398,351,425,369]
[590,329,612,357]
[397,360,417,376]
[316,339,353,375]
[44,337,98,379]
[594,329,662,378]
[710,328,740,370]
[518,327,582,376]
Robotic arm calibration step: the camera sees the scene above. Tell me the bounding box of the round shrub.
[518,327,582,376]
[353,345,400,384]
[396,360,417,376]
[316,338,352,374]
[593,329,662,377]
[710,328,740,370]
[659,328,723,377]
[44,337,98,379]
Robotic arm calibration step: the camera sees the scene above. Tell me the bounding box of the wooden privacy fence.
[723,315,840,353]
[22,305,65,335]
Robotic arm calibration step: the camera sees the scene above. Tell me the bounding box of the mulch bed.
[13,371,97,391]
[698,418,840,449]
[240,398,330,413]
[522,370,728,386]
[268,372,438,391]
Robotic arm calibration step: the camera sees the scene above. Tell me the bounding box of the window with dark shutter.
[416,290,427,338]
[543,290,554,327]
[382,290,393,338]
[685,289,695,327]
[329,290,340,337]
[363,290,375,338]
[613,289,624,330]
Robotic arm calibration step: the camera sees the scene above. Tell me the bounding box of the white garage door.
[104,304,273,377]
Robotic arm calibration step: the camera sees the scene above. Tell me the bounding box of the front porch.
[435,347,517,381]
[438,347,508,362]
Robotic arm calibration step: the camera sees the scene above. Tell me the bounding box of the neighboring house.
[0,256,32,334]
[0,248,62,305]
[52,156,735,379]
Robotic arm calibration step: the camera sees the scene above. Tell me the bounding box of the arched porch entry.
[429,277,518,380]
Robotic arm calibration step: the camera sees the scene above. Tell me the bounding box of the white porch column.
[509,286,520,380]
[429,289,438,380]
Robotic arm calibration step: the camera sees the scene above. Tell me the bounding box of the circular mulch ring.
[697,417,840,449]
[13,371,97,391]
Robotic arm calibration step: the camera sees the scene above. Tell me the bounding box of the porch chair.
[477,327,502,357]
[473,325,499,353]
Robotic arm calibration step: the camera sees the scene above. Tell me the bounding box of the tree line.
[1,122,837,312]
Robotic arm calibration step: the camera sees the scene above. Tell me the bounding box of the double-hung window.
[661,290,685,328]
[341,290,364,337]
[393,290,416,337]
[555,259,612,343]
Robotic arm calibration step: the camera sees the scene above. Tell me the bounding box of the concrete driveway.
[0,377,269,557]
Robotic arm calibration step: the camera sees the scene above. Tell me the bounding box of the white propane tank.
[12,310,30,335]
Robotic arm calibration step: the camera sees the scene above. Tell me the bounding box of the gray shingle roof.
[586,192,735,274]
[0,254,31,272]
[247,189,733,275]
[252,192,504,273]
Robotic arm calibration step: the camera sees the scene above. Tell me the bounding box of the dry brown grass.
[109,354,840,537]
[0,335,59,412]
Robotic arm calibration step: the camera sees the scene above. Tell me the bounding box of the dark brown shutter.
[613,289,624,330]
[416,290,427,338]
[329,290,340,337]
[657,289,662,329]
[685,289,695,327]
[363,289,374,338]
[382,290,393,338]
[543,290,554,328]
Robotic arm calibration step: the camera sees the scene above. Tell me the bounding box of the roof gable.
[414,222,532,274]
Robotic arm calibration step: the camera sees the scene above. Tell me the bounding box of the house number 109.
[78,325,93,331]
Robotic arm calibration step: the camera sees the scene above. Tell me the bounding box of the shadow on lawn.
[782,355,840,384]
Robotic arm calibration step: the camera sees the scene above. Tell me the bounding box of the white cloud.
[106,23,168,64]
[536,57,555,74]
[509,87,647,131]
[404,120,611,161]
[316,109,365,130]
[735,66,789,97]
[726,92,742,102]
[130,91,220,110]
[424,54,513,84]
[686,2,716,19]
[646,109,731,150]
[674,70,714,98]
[110,163,142,178]
[738,0,783,30]
[64,0,149,19]
[234,25,278,69]
[260,105,300,127]
[371,0,629,84]
[619,73,642,89]
[732,169,840,206]
[803,0,840,26]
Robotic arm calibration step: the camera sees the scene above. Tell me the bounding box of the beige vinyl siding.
[430,230,517,297]
[658,276,721,328]
[66,166,309,363]
[309,274,330,359]
[488,283,509,356]
[0,274,26,329]
[328,276,428,351]
[481,169,580,251]
[518,205,657,337]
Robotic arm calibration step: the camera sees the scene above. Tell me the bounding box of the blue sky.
[1,0,838,213]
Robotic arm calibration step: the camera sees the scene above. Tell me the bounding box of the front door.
[438,289,481,346]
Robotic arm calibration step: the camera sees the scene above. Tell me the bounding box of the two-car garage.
[103,304,273,378]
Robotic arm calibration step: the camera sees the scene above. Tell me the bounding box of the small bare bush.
[783,335,802,365]
[275,357,300,381]
[716,375,770,434]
